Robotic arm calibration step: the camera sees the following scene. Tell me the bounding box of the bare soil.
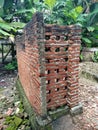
[73,77,98,130]
[80,62,98,74]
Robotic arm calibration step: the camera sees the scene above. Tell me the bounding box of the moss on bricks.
[15,79,52,130]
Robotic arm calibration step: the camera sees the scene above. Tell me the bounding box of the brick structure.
[16,12,81,117]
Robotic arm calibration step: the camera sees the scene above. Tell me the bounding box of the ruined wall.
[16,12,81,116]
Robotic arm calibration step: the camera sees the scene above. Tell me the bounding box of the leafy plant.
[4,60,17,71]
[80,45,84,61]
[0,0,26,39]
[1,0,98,48]
[5,115,22,130]
[80,53,84,61]
[0,17,25,39]
[5,102,30,130]
[44,0,56,10]
[92,51,98,62]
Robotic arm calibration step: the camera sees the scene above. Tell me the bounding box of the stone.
[70,103,83,116]
[94,125,98,130]
[0,114,3,119]
[0,96,6,101]
[6,108,13,116]
[20,125,25,130]
[15,108,20,114]
[14,101,20,106]
[36,116,52,126]
[24,112,28,118]
[0,124,3,130]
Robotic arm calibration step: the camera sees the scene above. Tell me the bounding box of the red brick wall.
[16,12,81,116]
[16,13,44,115]
[44,25,81,109]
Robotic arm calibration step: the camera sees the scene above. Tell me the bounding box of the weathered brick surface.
[16,12,81,116]
[16,13,46,116]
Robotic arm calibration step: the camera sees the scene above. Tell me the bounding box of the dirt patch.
[73,77,98,130]
[72,62,98,130]
[80,62,98,75]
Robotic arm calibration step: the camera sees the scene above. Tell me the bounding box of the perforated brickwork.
[16,12,81,116]
[45,25,69,109]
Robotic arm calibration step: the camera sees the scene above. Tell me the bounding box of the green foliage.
[44,0,56,10]
[92,51,98,62]
[64,5,83,24]
[80,45,84,61]
[0,0,98,47]
[0,18,25,39]
[42,0,84,25]
[80,53,84,61]
[4,60,17,70]
[0,0,26,39]
[5,102,30,130]
[82,37,92,47]
[0,0,4,17]
[18,101,24,113]
[5,116,22,130]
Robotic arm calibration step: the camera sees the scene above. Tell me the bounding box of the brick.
[16,12,81,116]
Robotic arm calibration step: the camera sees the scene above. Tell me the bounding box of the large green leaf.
[0,29,10,36]
[0,22,15,31]
[82,37,92,43]
[82,37,92,47]
[0,0,4,17]
[70,6,83,21]
[0,17,4,22]
[11,22,26,28]
[14,8,36,15]
[87,26,95,32]
[0,0,4,8]
[44,0,56,9]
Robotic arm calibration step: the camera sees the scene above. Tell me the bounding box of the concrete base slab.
[70,103,83,116]
[52,114,76,130]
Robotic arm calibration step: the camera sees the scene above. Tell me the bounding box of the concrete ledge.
[81,70,98,82]
[70,103,83,116]
[48,106,70,120]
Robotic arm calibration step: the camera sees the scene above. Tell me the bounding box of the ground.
[0,62,98,130]
[0,70,31,130]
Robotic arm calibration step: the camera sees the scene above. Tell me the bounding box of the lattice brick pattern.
[16,12,81,116]
[45,25,69,109]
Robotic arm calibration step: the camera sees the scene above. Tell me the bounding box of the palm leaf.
[0,29,10,36]
[0,22,15,31]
